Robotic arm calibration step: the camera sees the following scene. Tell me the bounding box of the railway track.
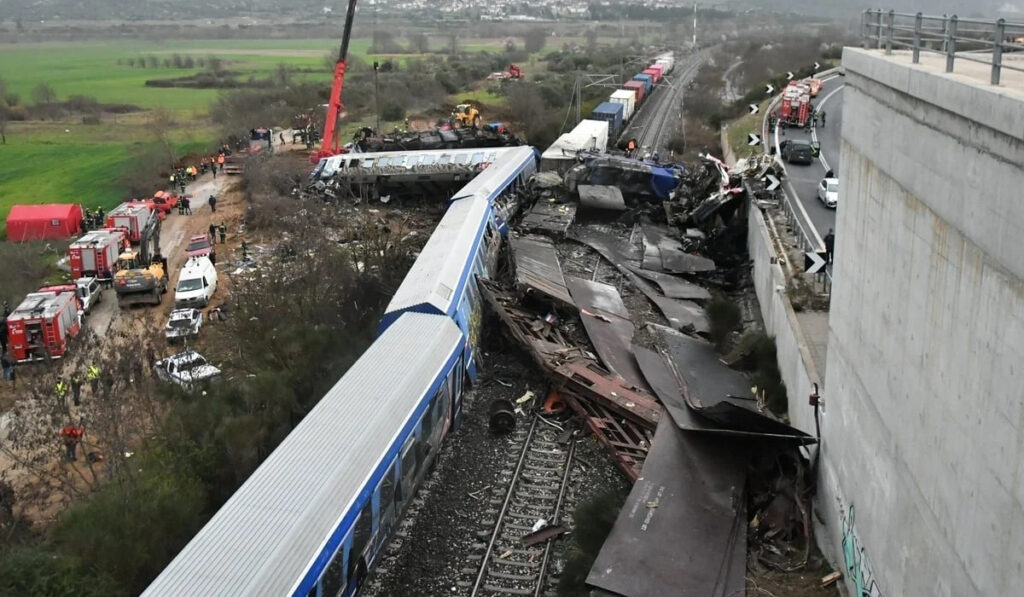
[619,51,708,156]
[465,415,577,597]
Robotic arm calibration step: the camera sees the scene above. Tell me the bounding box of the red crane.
[311,0,359,163]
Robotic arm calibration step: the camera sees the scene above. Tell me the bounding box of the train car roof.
[143,312,464,597]
[383,196,491,321]
[317,146,524,178]
[450,145,536,203]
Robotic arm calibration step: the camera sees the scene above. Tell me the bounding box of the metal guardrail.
[862,9,1024,85]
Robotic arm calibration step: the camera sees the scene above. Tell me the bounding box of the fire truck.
[779,81,812,127]
[68,228,127,279]
[5,291,81,362]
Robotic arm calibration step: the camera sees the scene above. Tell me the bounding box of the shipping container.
[590,102,624,140]
[609,90,637,121]
[642,67,662,84]
[655,57,674,75]
[540,119,610,173]
[623,81,646,104]
[632,73,653,94]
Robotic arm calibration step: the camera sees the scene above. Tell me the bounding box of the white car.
[165,308,203,342]
[154,350,221,390]
[817,177,839,208]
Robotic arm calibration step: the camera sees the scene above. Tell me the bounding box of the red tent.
[5,204,83,242]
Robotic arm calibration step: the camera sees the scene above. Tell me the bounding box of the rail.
[862,9,1024,85]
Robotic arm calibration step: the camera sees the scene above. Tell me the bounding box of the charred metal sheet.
[477,278,578,366]
[563,393,651,482]
[658,327,814,442]
[565,277,649,392]
[634,346,811,443]
[521,524,569,547]
[565,276,629,319]
[520,201,577,237]
[569,228,709,334]
[578,185,627,211]
[553,357,660,429]
[587,417,748,597]
[626,265,712,301]
[510,235,575,308]
[641,223,716,273]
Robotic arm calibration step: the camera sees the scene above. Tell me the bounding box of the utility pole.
[693,3,698,48]
[373,61,381,132]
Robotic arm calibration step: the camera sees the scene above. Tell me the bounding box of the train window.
[378,462,396,522]
[392,156,407,167]
[378,157,391,167]
[422,155,436,165]
[347,501,373,582]
[471,152,484,165]
[347,159,359,168]
[321,542,346,597]
[400,435,418,495]
[363,158,374,168]
[487,152,497,162]
[454,154,469,165]
[439,155,450,165]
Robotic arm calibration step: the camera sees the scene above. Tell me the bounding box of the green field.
[0,36,525,232]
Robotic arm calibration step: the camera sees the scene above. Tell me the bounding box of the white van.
[175,256,218,308]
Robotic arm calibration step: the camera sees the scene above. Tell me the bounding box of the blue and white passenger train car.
[378,145,537,385]
[143,313,466,597]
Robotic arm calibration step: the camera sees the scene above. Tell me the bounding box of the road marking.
[811,84,844,172]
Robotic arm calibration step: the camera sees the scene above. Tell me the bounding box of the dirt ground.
[0,165,247,528]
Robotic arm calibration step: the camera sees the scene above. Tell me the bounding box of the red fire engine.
[105,202,154,244]
[5,291,81,362]
[68,228,127,279]
[779,81,812,127]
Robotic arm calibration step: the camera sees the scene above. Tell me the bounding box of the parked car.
[154,350,221,390]
[165,308,203,342]
[175,256,218,308]
[186,233,216,263]
[150,191,179,214]
[817,177,839,208]
[780,139,816,165]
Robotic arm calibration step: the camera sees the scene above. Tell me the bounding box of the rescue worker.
[211,157,217,179]
[0,315,8,354]
[183,196,191,215]
[820,110,826,127]
[208,195,217,213]
[70,373,83,406]
[97,207,105,224]
[218,223,227,244]
[1,354,11,382]
[101,267,113,289]
[824,228,835,264]
[60,424,84,462]
[169,172,176,187]
[241,240,250,260]
[208,222,217,240]
[87,364,101,394]
[626,138,637,158]
[3,302,10,317]
[217,153,226,172]
[55,379,69,404]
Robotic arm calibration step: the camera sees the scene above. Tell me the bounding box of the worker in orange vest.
[217,154,226,172]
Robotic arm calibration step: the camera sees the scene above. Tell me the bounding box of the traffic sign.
[805,251,827,274]
[747,133,761,146]
[765,83,775,94]
[814,61,821,70]
[763,174,780,192]
[786,71,794,80]
[748,104,759,115]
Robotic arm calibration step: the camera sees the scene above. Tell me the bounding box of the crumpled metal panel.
[626,265,712,301]
[587,416,748,597]
[566,276,649,392]
[578,184,627,211]
[510,235,575,307]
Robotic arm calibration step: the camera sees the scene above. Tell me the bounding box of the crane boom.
[312,0,359,163]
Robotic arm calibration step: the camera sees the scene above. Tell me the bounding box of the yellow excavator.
[451,103,482,129]
[114,216,168,307]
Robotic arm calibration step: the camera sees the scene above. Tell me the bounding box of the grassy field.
[725,98,774,160]
[0,36,531,233]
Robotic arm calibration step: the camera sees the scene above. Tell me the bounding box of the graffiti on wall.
[838,503,882,597]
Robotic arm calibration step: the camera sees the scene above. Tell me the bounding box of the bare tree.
[0,108,8,145]
[523,29,547,54]
[408,32,429,54]
[30,83,57,105]
[146,107,178,166]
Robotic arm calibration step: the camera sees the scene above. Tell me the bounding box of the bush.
[0,546,122,596]
[558,489,627,596]
[706,294,741,351]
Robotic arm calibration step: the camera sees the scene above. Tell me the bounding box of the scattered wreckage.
[469,149,820,596]
[154,350,221,390]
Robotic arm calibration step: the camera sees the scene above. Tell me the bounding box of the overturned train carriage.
[143,313,467,597]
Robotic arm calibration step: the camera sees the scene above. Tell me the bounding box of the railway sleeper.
[483,583,535,595]
[485,569,538,582]
[494,557,540,569]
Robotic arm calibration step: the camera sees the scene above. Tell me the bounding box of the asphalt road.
[770,75,845,245]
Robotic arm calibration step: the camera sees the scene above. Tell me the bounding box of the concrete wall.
[822,48,1024,596]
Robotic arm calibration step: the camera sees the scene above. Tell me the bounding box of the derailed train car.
[145,145,538,597]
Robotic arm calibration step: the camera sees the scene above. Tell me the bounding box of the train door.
[342,501,373,595]
[450,356,465,430]
[371,462,399,557]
